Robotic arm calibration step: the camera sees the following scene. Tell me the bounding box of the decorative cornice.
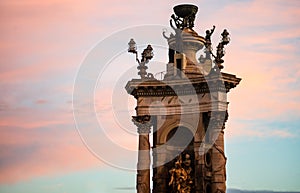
[125,72,241,98]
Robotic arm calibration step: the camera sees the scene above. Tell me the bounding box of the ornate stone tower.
[126,4,241,193]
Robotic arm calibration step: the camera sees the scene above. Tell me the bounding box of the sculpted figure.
[169,160,183,191]
[205,25,215,52]
[187,12,196,28]
[169,154,193,193]
[171,14,183,29]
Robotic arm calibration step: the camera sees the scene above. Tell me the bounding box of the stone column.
[132,115,152,193]
[209,111,228,193]
[194,141,204,193]
[152,146,168,193]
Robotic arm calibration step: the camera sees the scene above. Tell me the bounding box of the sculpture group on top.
[128,4,232,80]
[167,4,231,74]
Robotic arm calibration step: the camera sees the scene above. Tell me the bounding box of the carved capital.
[209,111,228,130]
[132,115,153,134]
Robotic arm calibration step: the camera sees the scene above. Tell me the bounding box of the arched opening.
[205,151,212,167]
[165,126,195,193]
[205,183,212,193]
[166,126,194,147]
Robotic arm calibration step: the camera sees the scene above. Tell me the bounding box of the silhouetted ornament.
[128,38,137,53]
[173,4,198,18]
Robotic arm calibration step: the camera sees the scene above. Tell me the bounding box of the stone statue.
[203,27,231,70]
[171,14,183,29]
[183,154,192,177]
[169,15,183,53]
[205,25,215,52]
[215,43,225,68]
[169,154,193,193]
[168,159,183,192]
[187,12,196,28]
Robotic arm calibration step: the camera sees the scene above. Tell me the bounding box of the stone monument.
[126,4,241,193]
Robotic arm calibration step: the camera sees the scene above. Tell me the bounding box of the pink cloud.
[0,85,137,183]
[206,1,300,138]
[0,129,102,183]
[0,106,111,183]
[211,0,300,28]
[35,99,48,104]
[0,0,299,184]
[0,1,115,86]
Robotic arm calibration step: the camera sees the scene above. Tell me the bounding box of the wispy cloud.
[114,186,135,190]
[226,119,299,139]
[0,124,102,183]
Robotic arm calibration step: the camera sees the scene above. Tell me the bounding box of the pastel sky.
[0,0,300,193]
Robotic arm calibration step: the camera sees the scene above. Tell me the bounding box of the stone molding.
[125,72,241,99]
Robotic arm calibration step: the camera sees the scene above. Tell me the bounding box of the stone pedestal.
[126,71,240,193]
